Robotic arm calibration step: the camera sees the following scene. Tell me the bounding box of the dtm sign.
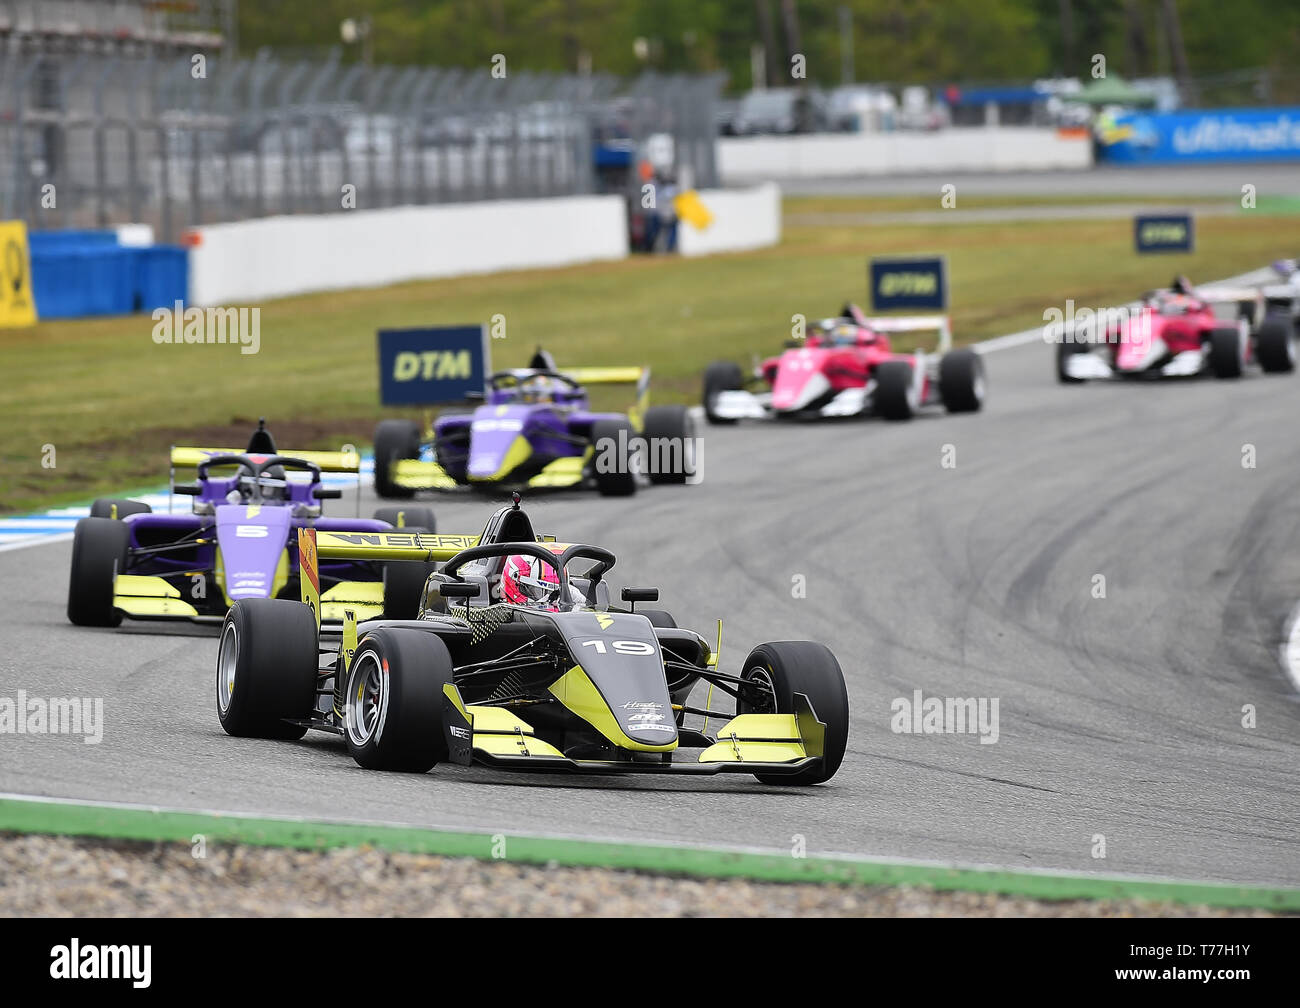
[1135,214,1194,254]
[378,325,489,405]
[869,256,947,311]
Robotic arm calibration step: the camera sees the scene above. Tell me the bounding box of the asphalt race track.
[3,337,1299,887]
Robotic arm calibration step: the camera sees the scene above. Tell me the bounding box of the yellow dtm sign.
[0,221,37,328]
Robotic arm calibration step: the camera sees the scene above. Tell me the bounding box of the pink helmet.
[501,553,563,608]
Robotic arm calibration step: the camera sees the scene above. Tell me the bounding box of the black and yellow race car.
[216,496,848,785]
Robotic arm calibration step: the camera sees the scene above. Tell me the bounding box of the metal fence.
[0,47,722,242]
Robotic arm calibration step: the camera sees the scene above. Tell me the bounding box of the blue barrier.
[31,244,135,318]
[1097,107,1300,164]
[133,247,188,312]
[27,230,118,254]
[28,231,188,319]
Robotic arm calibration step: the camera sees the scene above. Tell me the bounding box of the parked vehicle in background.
[732,88,828,135]
[898,85,947,130]
[715,97,741,135]
[827,85,896,132]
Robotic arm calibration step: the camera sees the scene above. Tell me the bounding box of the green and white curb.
[2,794,1296,910]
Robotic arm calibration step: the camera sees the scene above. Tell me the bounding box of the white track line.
[1282,602,1300,695]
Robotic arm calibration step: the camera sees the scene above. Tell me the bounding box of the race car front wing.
[441,683,827,776]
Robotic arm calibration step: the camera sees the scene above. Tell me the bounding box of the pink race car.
[1056,276,1296,382]
[703,304,985,423]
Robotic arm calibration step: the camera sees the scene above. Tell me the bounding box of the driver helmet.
[829,322,858,346]
[501,554,563,609]
[519,374,557,403]
[1170,274,1194,295]
[231,462,286,502]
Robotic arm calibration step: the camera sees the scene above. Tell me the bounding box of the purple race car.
[372,351,697,498]
[67,421,437,628]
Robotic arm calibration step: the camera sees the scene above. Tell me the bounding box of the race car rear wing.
[860,315,952,354]
[170,447,362,473]
[562,366,651,428]
[297,527,571,632]
[1196,279,1300,322]
[297,528,483,633]
[169,445,364,515]
[313,529,482,563]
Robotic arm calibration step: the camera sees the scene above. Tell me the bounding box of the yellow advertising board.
[0,221,37,328]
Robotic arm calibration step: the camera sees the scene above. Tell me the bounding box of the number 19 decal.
[579,639,655,656]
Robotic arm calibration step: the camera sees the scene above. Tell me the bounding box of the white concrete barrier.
[189,195,628,306]
[677,183,781,258]
[718,128,1092,183]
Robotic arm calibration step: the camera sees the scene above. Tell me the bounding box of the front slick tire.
[345,629,452,773]
[1207,324,1245,378]
[738,641,848,785]
[703,361,744,425]
[641,404,695,485]
[67,517,129,627]
[373,419,421,498]
[1255,314,1296,373]
[591,418,637,497]
[938,348,985,412]
[217,599,318,740]
[873,360,916,420]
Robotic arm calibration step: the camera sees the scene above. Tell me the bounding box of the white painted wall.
[189,195,628,306]
[718,128,1092,183]
[677,183,781,258]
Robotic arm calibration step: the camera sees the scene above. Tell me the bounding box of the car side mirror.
[440,582,479,599]
[621,587,659,603]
